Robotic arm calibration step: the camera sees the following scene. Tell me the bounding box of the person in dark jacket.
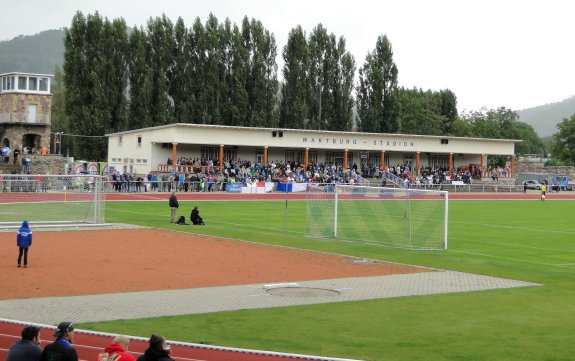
[136,334,174,361]
[190,207,205,225]
[168,191,179,223]
[17,220,33,268]
[41,322,78,361]
[6,325,42,361]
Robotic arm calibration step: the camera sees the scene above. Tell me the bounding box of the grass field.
[78,199,575,361]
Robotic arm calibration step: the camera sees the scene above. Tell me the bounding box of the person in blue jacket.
[17,220,33,268]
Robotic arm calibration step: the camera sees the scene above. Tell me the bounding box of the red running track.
[3,190,575,203]
[0,320,346,361]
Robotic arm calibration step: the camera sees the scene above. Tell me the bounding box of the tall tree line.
[60,12,543,161]
[279,24,356,131]
[63,12,279,160]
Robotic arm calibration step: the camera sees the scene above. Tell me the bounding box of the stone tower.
[0,72,52,153]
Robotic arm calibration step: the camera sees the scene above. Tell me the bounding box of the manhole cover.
[266,287,341,297]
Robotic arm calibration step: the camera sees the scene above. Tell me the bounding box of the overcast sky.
[2,0,573,112]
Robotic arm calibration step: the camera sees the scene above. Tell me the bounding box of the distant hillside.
[517,96,575,137]
[0,29,65,74]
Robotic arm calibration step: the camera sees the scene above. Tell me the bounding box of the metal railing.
[97,180,539,194]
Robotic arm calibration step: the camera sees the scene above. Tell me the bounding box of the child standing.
[17,220,33,268]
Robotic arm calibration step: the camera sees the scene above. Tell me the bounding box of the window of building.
[284,150,307,163]
[284,150,295,162]
[28,77,38,91]
[118,136,123,147]
[255,149,264,163]
[223,147,237,162]
[325,151,352,166]
[368,153,381,166]
[201,146,218,161]
[309,151,318,163]
[404,154,414,167]
[137,136,142,147]
[429,155,448,169]
[39,77,49,91]
[27,104,37,123]
[18,76,27,90]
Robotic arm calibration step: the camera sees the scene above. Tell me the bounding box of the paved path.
[0,271,540,324]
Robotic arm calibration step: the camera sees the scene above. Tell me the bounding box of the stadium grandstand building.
[106,123,518,177]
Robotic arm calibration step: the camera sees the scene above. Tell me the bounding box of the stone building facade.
[0,72,52,152]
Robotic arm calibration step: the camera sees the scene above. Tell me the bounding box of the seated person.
[190,206,205,225]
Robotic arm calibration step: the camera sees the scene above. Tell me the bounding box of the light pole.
[58,132,64,155]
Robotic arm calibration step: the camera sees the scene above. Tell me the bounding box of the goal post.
[0,174,105,227]
[305,184,448,250]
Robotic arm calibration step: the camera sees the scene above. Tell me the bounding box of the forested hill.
[0,29,65,74]
[517,96,575,137]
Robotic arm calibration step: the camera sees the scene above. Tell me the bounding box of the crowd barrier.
[0,178,553,194]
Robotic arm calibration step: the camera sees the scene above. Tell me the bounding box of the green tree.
[63,11,129,160]
[356,35,399,133]
[127,26,154,128]
[307,24,332,130]
[49,66,70,155]
[438,89,458,134]
[307,25,355,131]
[551,113,575,165]
[396,88,443,135]
[146,15,176,125]
[326,37,355,131]
[170,17,192,122]
[244,18,278,127]
[280,26,309,129]
[457,107,545,163]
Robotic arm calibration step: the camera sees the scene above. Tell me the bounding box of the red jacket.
[98,343,136,361]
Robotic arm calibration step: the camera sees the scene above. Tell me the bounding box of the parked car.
[523,180,542,190]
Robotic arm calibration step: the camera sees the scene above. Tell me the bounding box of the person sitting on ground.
[190,206,205,225]
[6,325,42,361]
[40,321,78,361]
[98,335,136,361]
[136,334,174,361]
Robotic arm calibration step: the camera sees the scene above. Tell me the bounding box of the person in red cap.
[40,321,78,361]
[98,335,136,361]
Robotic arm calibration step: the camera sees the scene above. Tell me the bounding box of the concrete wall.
[9,154,66,175]
[516,161,575,178]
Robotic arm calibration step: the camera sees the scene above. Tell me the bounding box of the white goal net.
[0,174,105,227]
[305,184,448,250]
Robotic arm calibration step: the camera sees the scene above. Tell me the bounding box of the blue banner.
[226,182,243,193]
[276,183,292,192]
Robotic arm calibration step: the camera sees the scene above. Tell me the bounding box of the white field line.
[449,237,575,254]
[447,249,575,269]
[452,220,575,234]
